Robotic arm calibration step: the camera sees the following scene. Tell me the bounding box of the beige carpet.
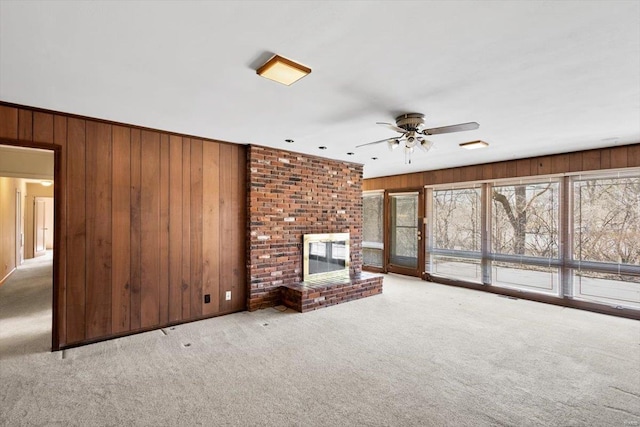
[1,256,639,426]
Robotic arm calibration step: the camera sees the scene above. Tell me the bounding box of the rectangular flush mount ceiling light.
[459,140,489,150]
[257,54,311,86]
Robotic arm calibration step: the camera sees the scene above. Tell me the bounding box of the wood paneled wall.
[0,103,246,349]
[363,144,640,191]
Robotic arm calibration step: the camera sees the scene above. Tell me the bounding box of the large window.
[363,192,384,268]
[572,174,640,308]
[422,170,639,311]
[428,187,482,282]
[490,181,560,294]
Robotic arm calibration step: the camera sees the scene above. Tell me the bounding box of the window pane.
[363,194,383,246]
[363,193,384,268]
[492,262,559,294]
[492,182,559,258]
[573,176,640,266]
[573,270,640,309]
[431,255,482,282]
[391,227,417,267]
[433,188,481,252]
[363,248,383,268]
[394,196,417,227]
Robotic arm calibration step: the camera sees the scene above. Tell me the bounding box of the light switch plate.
[225,291,231,301]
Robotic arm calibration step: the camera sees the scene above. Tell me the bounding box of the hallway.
[0,251,52,359]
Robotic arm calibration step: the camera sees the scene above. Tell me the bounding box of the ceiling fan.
[356,113,479,164]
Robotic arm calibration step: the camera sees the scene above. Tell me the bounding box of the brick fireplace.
[247,145,382,311]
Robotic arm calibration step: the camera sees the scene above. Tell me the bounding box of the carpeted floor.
[1,255,639,426]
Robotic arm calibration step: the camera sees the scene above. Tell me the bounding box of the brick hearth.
[280,272,383,313]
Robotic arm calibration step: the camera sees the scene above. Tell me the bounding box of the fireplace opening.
[303,233,350,281]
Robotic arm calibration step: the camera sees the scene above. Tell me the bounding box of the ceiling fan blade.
[356,137,398,148]
[421,122,479,135]
[376,122,406,134]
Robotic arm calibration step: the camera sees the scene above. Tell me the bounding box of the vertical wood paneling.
[482,164,493,180]
[493,162,508,180]
[112,126,131,333]
[441,169,453,184]
[235,145,247,311]
[516,159,531,177]
[569,152,583,172]
[600,148,612,169]
[190,139,204,317]
[85,122,112,339]
[18,109,32,140]
[181,139,192,319]
[66,118,86,343]
[53,115,67,346]
[582,150,601,171]
[536,156,552,175]
[202,141,220,316]
[627,145,640,167]
[364,145,638,191]
[140,130,160,328]
[33,112,54,143]
[431,170,443,185]
[0,106,18,138]
[130,129,142,330]
[610,146,628,168]
[168,135,183,322]
[451,168,461,185]
[460,166,473,182]
[2,103,250,347]
[159,134,170,324]
[551,154,570,174]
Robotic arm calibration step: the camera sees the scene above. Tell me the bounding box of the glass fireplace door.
[387,191,423,277]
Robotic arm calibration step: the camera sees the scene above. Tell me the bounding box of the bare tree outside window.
[574,177,640,266]
[492,183,559,258]
[434,188,481,252]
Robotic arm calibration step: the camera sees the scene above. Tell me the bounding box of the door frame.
[33,196,48,257]
[0,137,61,351]
[15,189,22,266]
[384,188,425,277]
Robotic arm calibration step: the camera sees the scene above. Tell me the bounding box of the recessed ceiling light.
[319,146,327,150]
[285,139,294,143]
[347,152,354,156]
[40,180,53,187]
[459,140,489,150]
[257,54,311,86]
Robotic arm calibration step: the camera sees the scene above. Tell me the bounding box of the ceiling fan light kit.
[357,112,480,164]
[256,54,311,86]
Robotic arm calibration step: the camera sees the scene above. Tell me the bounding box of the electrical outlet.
[204,294,211,304]
[225,291,231,301]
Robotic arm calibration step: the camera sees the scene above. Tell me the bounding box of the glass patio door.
[387,191,423,277]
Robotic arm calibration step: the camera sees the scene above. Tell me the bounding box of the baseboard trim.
[0,267,16,287]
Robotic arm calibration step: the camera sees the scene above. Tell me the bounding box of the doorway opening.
[0,143,56,356]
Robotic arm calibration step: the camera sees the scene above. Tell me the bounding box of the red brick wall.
[247,145,363,310]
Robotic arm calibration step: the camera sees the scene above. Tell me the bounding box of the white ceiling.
[1,1,638,178]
